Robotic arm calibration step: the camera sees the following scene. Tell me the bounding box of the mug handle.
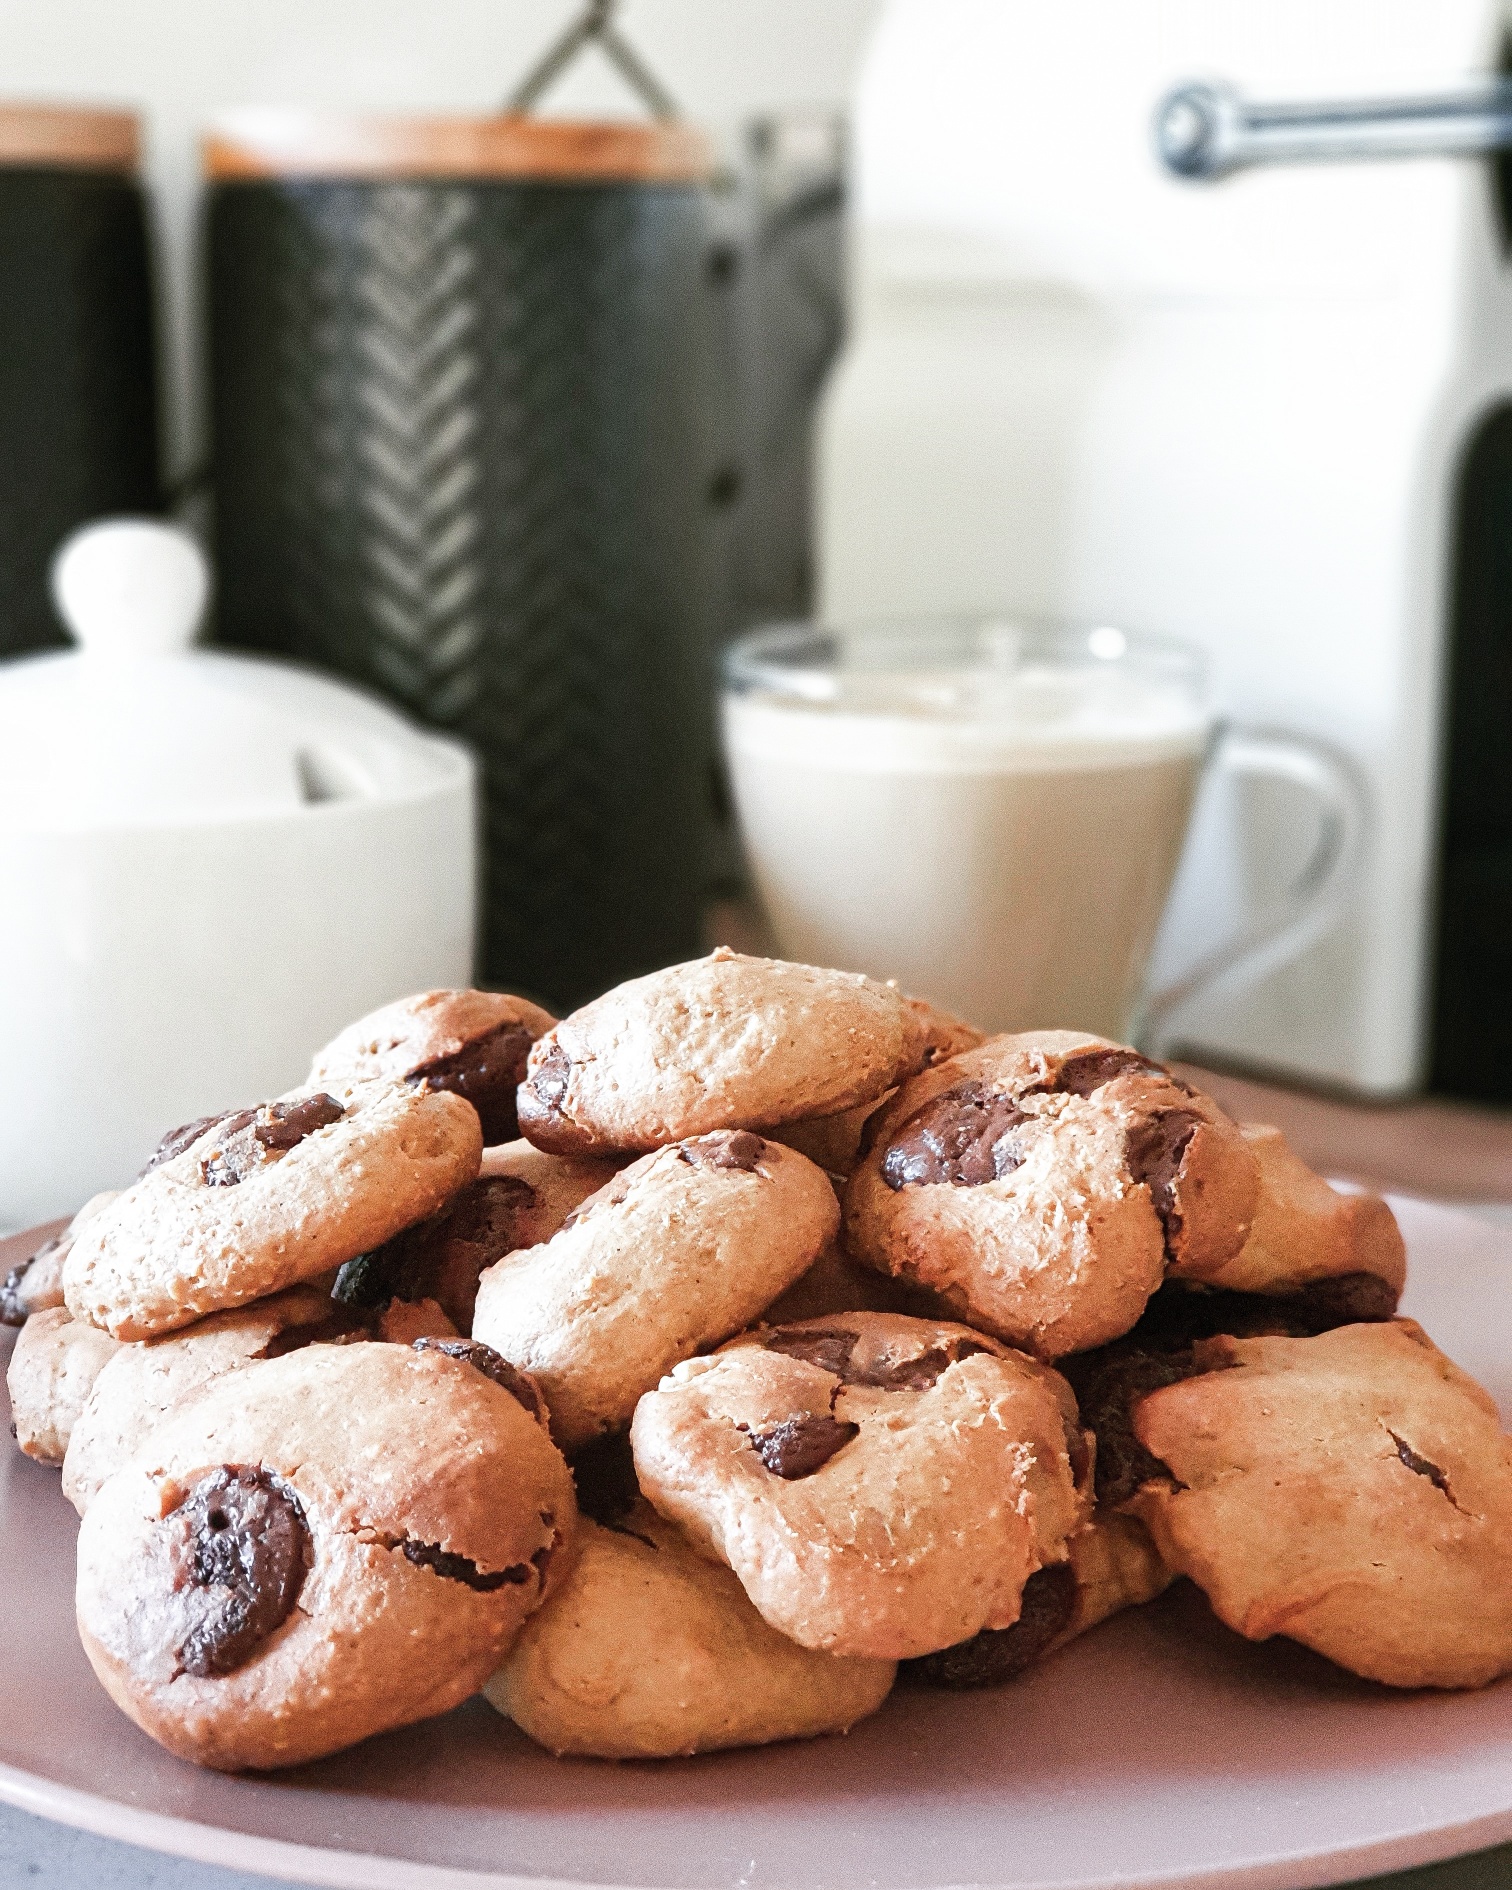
[1137,724,1369,1052]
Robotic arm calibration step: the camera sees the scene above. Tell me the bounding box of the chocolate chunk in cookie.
[310,989,556,1146]
[140,1115,234,1178]
[412,1336,547,1425]
[746,1413,859,1479]
[405,1020,539,1146]
[880,1084,1029,1188]
[1061,1342,1221,1506]
[2,1234,64,1327]
[169,1465,310,1677]
[680,1130,768,1173]
[902,1562,1078,1688]
[201,1096,346,1187]
[333,1141,620,1331]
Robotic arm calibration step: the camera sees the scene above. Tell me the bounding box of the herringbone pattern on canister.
[210,176,726,1010]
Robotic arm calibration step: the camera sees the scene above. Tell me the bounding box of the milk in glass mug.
[721,620,1363,1043]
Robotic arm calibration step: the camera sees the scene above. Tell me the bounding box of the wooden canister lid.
[0,103,139,172]
[204,110,712,184]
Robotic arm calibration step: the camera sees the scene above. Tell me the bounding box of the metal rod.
[1156,77,1512,180]
[505,0,679,122]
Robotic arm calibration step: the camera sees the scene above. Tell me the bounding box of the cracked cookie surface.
[630,1311,1090,1660]
[75,1339,574,1770]
[843,1031,1259,1358]
[1127,1319,1512,1689]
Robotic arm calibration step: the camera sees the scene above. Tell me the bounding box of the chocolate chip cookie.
[310,988,556,1146]
[770,996,988,1177]
[330,1139,621,1332]
[1,1192,118,1327]
[75,1338,574,1770]
[472,1131,838,1450]
[759,1238,948,1327]
[7,1307,123,1463]
[62,1285,457,1514]
[844,1032,1259,1358]
[1197,1121,1406,1307]
[1125,1320,1512,1689]
[64,1082,482,1341]
[487,1498,896,1758]
[901,1512,1171,1687]
[515,949,923,1157]
[631,1312,1090,1659]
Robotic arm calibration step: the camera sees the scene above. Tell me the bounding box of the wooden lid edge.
[204,111,712,183]
[0,104,139,172]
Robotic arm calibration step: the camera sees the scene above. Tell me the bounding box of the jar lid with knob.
[0,517,473,833]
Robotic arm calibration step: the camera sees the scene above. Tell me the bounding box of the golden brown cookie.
[516,949,922,1156]
[64,1083,481,1341]
[61,1285,456,1514]
[310,988,557,1145]
[631,1311,1090,1660]
[900,1511,1171,1687]
[486,1499,896,1758]
[327,1139,622,1333]
[769,998,987,1178]
[472,1131,838,1450]
[1,1192,119,1327]
[844,1032,1259,1358]
[759,1238,946,1326]
[1198,1121,1406,1306]
[1126,1320,1512,1689]
[6,1307,123,1464]
[75,1338,574,1770]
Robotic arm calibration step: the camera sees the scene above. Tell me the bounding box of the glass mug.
[721,619,1365,1044]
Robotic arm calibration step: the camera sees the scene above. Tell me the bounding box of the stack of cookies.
[7,949,1512,1774]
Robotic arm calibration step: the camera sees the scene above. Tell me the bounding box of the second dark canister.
[205,114,731,1009]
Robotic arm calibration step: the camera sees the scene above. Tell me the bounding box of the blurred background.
[5,0,1512,1232]
[0,0,879,482]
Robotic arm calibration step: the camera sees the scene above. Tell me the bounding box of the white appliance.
[818,0,1512,1099]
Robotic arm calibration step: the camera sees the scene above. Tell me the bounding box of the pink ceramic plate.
[3,1196,1512,1890]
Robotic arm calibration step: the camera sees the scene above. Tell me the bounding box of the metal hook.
[505,0,679,122]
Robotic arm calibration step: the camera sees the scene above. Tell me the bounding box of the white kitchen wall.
[0,0,881,472]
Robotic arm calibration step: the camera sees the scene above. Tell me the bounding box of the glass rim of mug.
[722,616,1208,710]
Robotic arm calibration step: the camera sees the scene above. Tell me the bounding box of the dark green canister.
[205,114,731,1011]
[0,106,160,658]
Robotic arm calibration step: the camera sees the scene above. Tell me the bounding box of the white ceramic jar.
[0,519,476,1226]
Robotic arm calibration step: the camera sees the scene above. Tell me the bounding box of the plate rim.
[4,1755,1511,1890]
